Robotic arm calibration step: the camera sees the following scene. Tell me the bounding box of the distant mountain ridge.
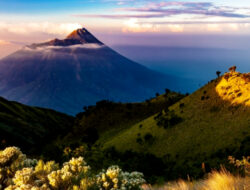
[0,28,182,115]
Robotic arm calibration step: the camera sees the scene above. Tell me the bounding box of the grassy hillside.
[102,71,250,177]
[59,91,185,148]
[0,97,74,155]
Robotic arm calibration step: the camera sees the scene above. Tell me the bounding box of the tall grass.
[143,169,250,190]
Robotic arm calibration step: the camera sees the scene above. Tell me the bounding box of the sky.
[1,0,250,58]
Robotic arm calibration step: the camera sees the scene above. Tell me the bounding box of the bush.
[242,73,250,83]
[0,147,145,190]
[144,133,154,145]
[155,110,183,129]
[96,166,145,190]
[136,138,143,145]
[179,103,185,109]
[228,156,250,177]
[210,106,220,113]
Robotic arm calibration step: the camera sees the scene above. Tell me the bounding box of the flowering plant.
[0,147,146,190]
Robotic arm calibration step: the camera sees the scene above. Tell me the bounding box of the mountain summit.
[66,28,103,44]
[0,28,182,115]
[29,28,103,48]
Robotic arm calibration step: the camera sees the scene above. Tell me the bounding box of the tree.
[229,66,236,73]
[216,71,221,78]
[165,89,170,94]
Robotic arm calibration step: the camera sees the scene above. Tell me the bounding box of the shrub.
[242,73,250,83]
[144,133,154,145]
[0,147,146,190]
[210,106,220,113]
[179,103,185,109]
[169,115,183,126]
[216,71,221,78]
[228,156,250,176]
[224,73,230,81]
[136,138,143,145]
[165,89,170,94]
[96,166,145,190]
[229,66,236,73]
[155,111,183,129]
[0,147,37,188]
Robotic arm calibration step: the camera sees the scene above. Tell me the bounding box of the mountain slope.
[0,28,182,115]
[57,91,184,148]
[0,96,74,155]
[102,71,250,176]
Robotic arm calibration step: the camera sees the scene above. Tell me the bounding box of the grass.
[59,91,184,148]
[0,96,74,156]
[143,170,250,190]
[102,72,250,177]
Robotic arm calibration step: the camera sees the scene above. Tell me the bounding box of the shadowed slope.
[0,96,74,155]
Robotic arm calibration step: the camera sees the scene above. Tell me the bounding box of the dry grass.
[216,72,250,106]
[143,170,250,190]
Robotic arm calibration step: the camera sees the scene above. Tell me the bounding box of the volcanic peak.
[28,28,103,48]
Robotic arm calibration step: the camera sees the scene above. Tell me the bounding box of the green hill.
[101,71,250,177]
[0,97,74,156]
[59,91,185,148]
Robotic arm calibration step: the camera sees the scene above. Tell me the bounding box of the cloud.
[74,13,166,19]
[167,25,184,33]
[139,21,250,25]
[74,1,250,19]
[122,18,159,33]
[0,40,10,45]
[0,22,82,36]
[24,43,104,52]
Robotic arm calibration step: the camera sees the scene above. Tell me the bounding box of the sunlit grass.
[143,170,250,190]
[216,72,250,106]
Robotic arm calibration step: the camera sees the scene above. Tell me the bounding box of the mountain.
[0,96,73,155]
[98,70,250,177]
[0,28,182,115]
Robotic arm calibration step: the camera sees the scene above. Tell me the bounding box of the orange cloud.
[0,22,82,35]
[122,19,159,33]
[0,40,10,45]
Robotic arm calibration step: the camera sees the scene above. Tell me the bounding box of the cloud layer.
[0,22,82,36]
[75,1,250,19]
[73,1,250,33]
[0,40,10,45]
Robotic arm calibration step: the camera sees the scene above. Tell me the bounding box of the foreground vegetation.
[144,155,250,190]
[143,170,249,190]
[0,147,249,190]
[0,147,145,189]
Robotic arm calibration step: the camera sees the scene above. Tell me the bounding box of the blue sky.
[0,0,250,58]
